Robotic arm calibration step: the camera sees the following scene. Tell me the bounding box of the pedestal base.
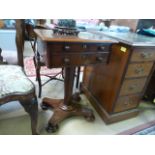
[41,97,95,133]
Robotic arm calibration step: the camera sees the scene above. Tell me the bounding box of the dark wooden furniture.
[0,20,38,135]
[82,31,155,124]
[34,29,116,132]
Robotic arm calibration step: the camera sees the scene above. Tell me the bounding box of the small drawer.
[114,95,140,113]
[125,62,153,78]
[130,48,155,62]
[49,43,86,52]
[47,43,110,53]
[46,52,108,68]
[119,78,147,96]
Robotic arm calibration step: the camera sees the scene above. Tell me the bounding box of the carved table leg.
[42,67,95,133]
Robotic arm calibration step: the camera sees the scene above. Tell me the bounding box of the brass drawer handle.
[141,52,152,59]
[135,67,144,74]
[129,85,136,91]
[64,58,70,64]
[124,101,130,106]
[96,56,103,62]
[98,46,105,51]
[64,45,70,51]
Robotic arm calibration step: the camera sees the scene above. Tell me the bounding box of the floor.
[0,41,155,135]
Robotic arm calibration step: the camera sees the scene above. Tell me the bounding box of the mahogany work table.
[34,29,116,132]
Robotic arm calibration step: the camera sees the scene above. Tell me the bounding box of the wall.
[111,19,139,32]
[0,30,16,50]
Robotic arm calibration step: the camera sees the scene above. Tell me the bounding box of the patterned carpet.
[118,119,155,135]
[134,125,155,135]
[24,57,62,77]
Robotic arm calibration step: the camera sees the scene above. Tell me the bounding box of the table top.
[92,31,155,46]
[34,29,117,43]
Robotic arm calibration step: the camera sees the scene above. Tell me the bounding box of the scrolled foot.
[82,108,95,122]
[84,113,95,122]
[46,123,59,133]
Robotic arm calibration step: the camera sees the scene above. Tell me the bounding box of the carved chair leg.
[33,56,37,81]
[20,97,38,135]
[36,65,42,98]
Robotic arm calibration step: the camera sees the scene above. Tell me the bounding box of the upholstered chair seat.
[0,65,34,98]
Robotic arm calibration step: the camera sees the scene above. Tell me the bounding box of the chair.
[0,19,38,135]
[25,21,64,98]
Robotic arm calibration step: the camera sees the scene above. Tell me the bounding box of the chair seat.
[0,65,34,98]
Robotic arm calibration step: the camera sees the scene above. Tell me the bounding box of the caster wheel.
[46,123,59,133]
[85,114,95,122]
[72,93,81,102]
[41,103,50,110]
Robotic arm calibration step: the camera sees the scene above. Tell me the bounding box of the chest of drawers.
[81,31,155,124]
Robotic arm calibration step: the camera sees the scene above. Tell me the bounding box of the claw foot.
[46,123,59,133]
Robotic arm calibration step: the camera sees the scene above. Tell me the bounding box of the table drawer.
[125,62,153,78]
[114,95,140,113]
[131,49,155,62]
[47,43,110,53]
[119,78,147,96]
[46,52,108,68]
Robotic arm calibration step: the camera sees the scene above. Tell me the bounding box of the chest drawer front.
[46,52,108,68]
[131,49,155,62]
[114,95,140,113]
[119,78,147,96]
[125,62,154,78]
[47,43,110,53]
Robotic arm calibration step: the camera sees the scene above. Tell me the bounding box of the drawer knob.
[124,101,130,106]
[141,52,152,59]
[96,56,103,62]
[129,85,136,91]
[83,44,87,49]
[82,55,87,59]
[64,58,70,64]
[64,45,70,51]
[135,67,144,74]
[98,46,105,51]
